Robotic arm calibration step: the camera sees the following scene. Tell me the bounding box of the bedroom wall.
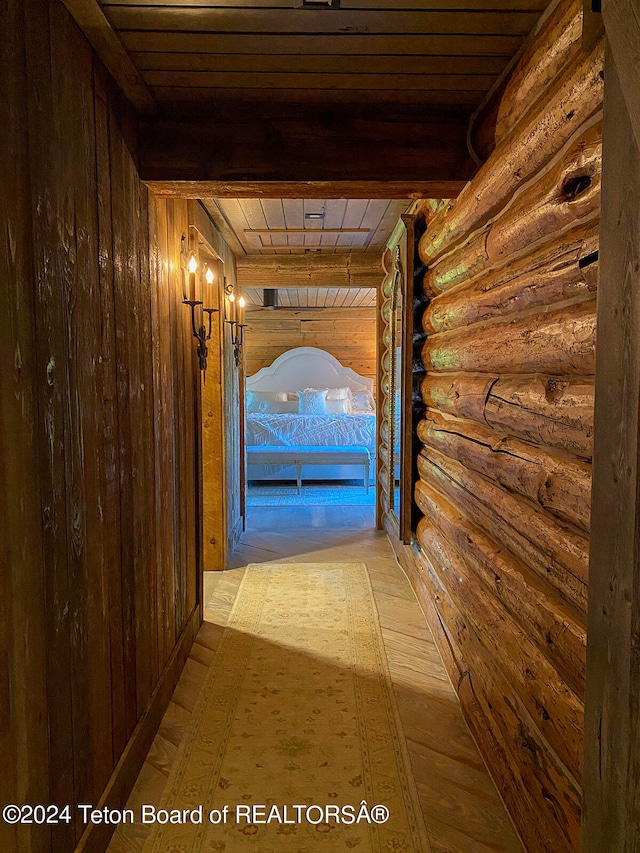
[392,3,602,850]
[244,303,377,389]
[1,2,203,850]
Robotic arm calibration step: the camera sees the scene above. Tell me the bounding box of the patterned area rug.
[247,485,376,507]
[143,563,430,852]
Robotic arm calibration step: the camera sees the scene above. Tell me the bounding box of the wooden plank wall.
[188,201,242,569]
[400,4,603,850]
[0,2,203,851]
[244,305,377,388]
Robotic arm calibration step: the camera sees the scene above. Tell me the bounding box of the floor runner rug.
[143,562,430,852]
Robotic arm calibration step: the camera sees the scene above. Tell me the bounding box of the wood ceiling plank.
[105,8,540,36]
[342,199,369,229]
[366,199,409,251]
[323,288,339,308]
[360,198,392,233]
[319,232,340,248]
[149,86,485,105]
[323,199,348,230]
[132,53,511,76]
[122,32,524,55]
[344,0,547,7]
[142,71,497,91]
[200,199,247,256]
[260,198,286,230]
[239,198,269,230]
[105,0,549,7]
[282,198,304,229]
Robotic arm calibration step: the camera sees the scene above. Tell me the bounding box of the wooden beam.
[137,103,475,186]
[60,0,156,113]
[147,181,465,199]
[582,44,640,853]
[602,0,640,150]
[236,254,383,289]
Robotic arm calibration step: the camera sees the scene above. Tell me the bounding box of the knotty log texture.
[418,408,591,530]
[494,0,583,144]
[416,519,583,781]
[422,298,596,376]
[415,481,586,696]
[420,373,594,458]
[411,543,581,853]
[486,120,601,261]
[423,221,598,333]
[456,658,581,853]
[423,120,601,296]
[417,449,589,615]
[419,37,604,264]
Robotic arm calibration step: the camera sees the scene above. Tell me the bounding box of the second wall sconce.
[224,279,246,367]
[181,235,219,376]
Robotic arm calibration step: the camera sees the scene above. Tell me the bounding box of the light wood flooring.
[108,504,523,853]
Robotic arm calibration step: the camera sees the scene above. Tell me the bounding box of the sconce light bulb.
[229,292,235,302]
[188,254,198,274]
[238,296,246,308]
[205,267,214,284]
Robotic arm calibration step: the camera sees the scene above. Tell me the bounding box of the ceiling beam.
[236,254,384,289]
[147,181,465,200]
[60,0,156,113]
[138,105,475,190]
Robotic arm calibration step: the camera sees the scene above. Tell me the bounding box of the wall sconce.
[182,247,219,376]
[224,279,246,367]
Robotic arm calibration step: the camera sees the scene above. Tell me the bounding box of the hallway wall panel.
[0,2,201,850]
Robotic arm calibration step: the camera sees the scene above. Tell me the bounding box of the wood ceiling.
[64,1,555,189]
[96,0,549,108]
[243,286,376,308]
[204,197,411,255]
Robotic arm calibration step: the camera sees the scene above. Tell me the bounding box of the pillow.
[296,389,328,415]
[325,397,350,415]
[246,389,288,413]
[350,389,375,413]
[326,386,351,401]
[258,399,299,414]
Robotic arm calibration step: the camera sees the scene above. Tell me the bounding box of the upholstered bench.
[246,445,371,494]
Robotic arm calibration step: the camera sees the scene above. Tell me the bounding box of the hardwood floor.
[108,504,523,853]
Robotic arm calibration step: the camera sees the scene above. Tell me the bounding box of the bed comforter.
[245,412,376,449]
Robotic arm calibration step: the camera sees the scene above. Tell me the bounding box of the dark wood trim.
[582,41,640,853]
[399,213,415,544]
[74,605,202,853]
[375,280,385,531]
[59,0,156,113]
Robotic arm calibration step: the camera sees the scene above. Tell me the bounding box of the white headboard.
[246,347,373,394]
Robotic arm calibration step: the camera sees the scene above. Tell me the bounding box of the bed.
[245,347,376,484]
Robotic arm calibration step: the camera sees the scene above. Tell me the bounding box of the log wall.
[244,305,377,387]
[401,5,602,850]
[0,2,208,851]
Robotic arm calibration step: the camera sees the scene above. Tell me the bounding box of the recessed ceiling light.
[301,0,339,7]
[304,212,325,220]
[305,248,321,253]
